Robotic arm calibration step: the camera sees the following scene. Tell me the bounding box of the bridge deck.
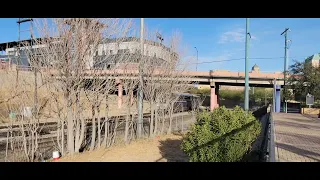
[272,113,320,162]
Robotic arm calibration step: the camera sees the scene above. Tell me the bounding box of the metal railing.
[265,110,276,162]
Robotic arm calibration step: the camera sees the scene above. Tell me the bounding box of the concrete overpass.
[1,66,286,111]
[78,68,286,110]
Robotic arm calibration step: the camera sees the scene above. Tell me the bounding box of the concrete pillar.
[216,85,220,107]
[210,83,219,111]
[118,83,123,109]
[275,85,281,112]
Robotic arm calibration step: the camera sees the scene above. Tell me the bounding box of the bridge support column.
[275,85,281,112]
[210,83,219,111]
[118,83,123,109]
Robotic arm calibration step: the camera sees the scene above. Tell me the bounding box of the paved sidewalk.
[273,113,320,162]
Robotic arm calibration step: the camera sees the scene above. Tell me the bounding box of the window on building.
[118,49,129,54]
[110,50,113,54]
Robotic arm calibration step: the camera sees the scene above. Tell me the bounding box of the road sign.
[306,94,314,106]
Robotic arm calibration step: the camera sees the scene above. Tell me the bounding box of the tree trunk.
[67,110,74,154]
[77,117,85,152]
[124,114,129,144]
[154,107,158,136]
[75,91,85,153]
[124,89,132,144]
[90,104,96,151]
[31,132,35,162]
[66,90,74,154]
[130,114,134,141]
[161,109,165,134]
[20,120,29,162]
[57,119,61,153]
[103,94,109,147]
[112,119,118,145]
[149,100,154,137]
[167,103,174,134]
[97,103,101,148]
[61,121,65,156]
[103,118,109,147]
[74,91,80,153]
[74,120,80,153]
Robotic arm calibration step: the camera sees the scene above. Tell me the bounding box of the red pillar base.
[210,84,219,111]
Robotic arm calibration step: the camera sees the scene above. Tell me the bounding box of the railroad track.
[0,111,191,144]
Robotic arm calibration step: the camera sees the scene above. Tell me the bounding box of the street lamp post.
[137,18,144,138]
[244,18,251,111]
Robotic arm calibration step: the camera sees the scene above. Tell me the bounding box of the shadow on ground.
[156,134,189,162]
[275,120,320,131]
[277,143,320,162]
[301,114,319,121]
[277,132,320,145]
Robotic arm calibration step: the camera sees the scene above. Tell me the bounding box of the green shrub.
[189,88,210,96]
[219,90,244,101]
[181,106,261,162]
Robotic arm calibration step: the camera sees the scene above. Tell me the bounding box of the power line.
[182,56,307,65]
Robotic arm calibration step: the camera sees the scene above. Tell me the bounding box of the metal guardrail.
[266,111,276,162]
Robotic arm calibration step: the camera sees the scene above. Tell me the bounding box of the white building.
[2,37,178,70]
[91,37,178,69]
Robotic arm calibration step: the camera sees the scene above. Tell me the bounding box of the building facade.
[2,37,178,70]
[91,37,178,70]
[305,53,320,67]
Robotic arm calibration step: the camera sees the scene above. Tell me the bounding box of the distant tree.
[288,60,320,102]
[288,61,320,101]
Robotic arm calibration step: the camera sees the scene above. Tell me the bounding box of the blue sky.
[1,18,320,72]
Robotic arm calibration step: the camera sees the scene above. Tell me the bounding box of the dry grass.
[58,133,188,162]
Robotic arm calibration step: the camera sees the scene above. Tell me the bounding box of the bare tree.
[120,62,140,144]
[0,19,196,162]
[142,30,193,136]
[0,61,48,161]
[23,18,134,155]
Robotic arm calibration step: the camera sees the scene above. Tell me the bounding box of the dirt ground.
[58,134,189,162]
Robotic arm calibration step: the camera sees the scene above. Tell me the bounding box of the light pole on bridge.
[244,18,251,111]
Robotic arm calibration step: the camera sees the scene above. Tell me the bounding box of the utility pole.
[194,47,198,71]
[244,18,251,111]
[30,19,38,116]
[281,28,290,113]
[137,18,144,138]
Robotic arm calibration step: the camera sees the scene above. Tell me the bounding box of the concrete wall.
[301,108,320,115]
